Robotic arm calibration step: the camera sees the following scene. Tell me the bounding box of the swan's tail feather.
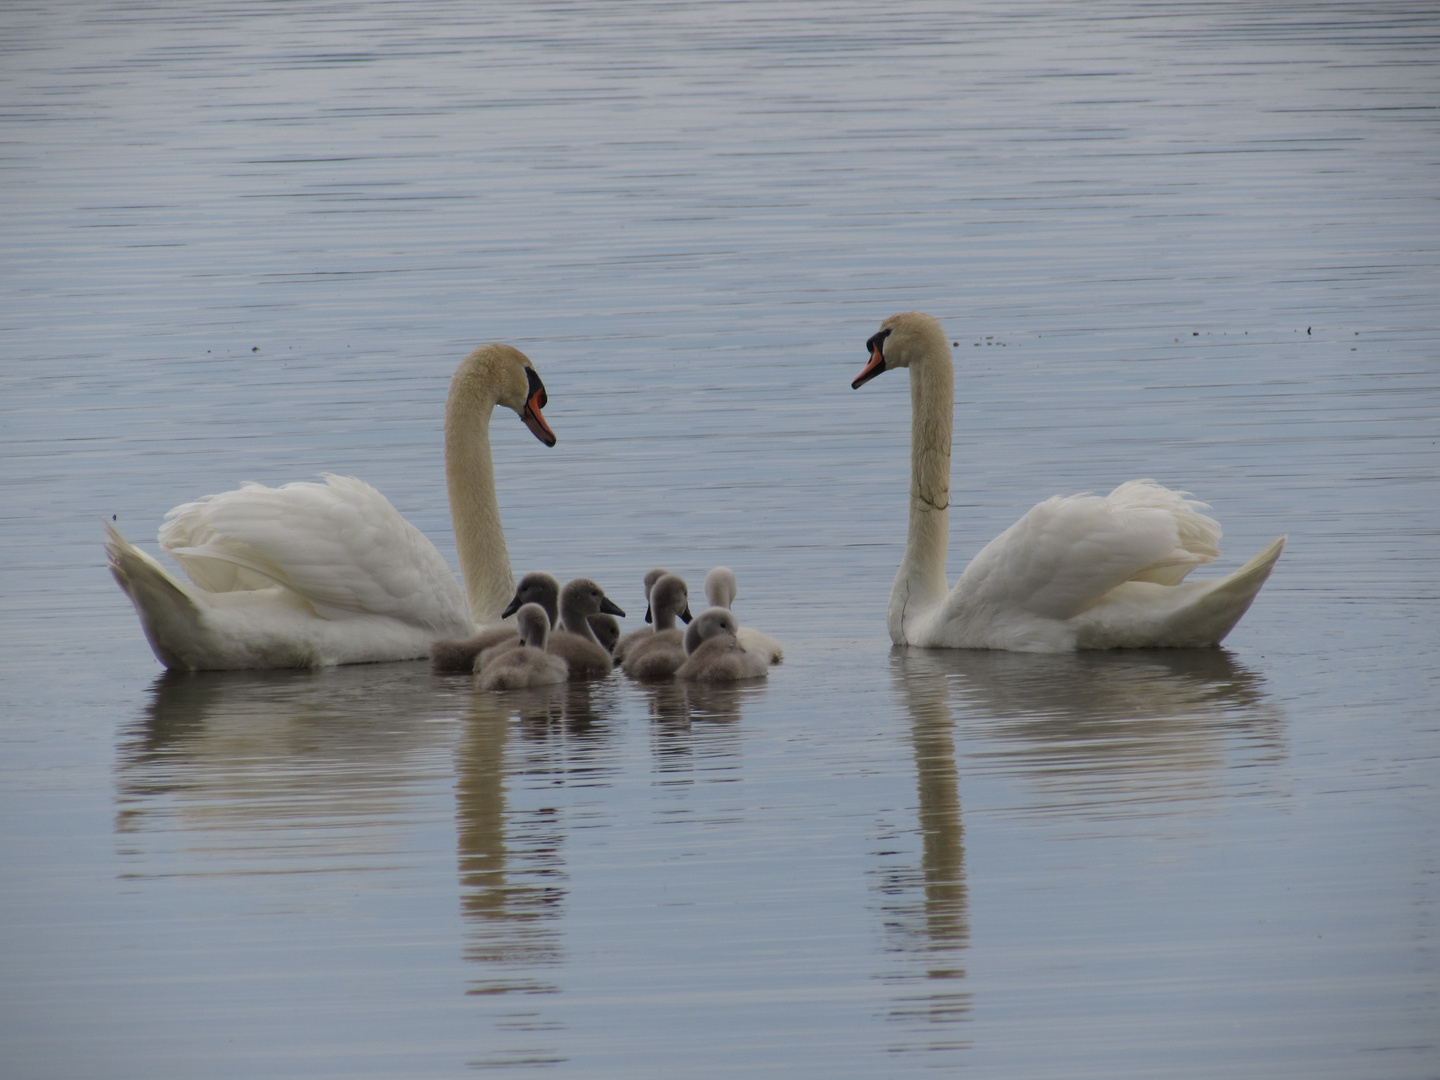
[1074,534,1285,649]
[105,520,202,669]
[1173,534,1287,645]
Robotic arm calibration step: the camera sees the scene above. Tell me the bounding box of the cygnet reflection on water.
[704,567,784,664]
[622,575,695,679]
[475,603,568,690]
[677,608,769,683]
[637,676,763,729]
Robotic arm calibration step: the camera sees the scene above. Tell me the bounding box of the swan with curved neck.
[105,343,555,669]
[852,311,1285,652]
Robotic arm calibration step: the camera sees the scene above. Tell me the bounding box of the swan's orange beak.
[852,342,887,389]
[521,367,557,447]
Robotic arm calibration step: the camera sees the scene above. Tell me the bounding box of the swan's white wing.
[159,474,471,632]
[952,481,1221,622]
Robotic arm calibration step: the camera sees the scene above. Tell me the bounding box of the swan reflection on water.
[114,662,461,847]
[876,649,973,1045]
[874,646,1282,1047]
[891,646,1285,820]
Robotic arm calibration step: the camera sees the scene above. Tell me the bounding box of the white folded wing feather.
[160,474,470,631]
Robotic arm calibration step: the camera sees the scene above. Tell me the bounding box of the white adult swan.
[852,311,1285,652]
[105,343,556,670]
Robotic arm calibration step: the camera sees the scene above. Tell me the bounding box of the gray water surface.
[2,2,1438,1077]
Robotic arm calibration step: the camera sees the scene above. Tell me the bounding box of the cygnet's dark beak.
[679,603,693,625]
[501,590,524,619]
[600,595,626,618]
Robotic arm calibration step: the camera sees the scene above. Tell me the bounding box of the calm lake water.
[3,2,1438,1077]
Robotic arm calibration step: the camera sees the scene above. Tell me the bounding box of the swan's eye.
[866,328,891,356]
[524,365,547,407]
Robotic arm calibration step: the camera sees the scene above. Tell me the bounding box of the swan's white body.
[703,567,783,664]
[105,344,556,670]
[853,312,1285,653]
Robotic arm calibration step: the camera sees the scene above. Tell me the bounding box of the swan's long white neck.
[445,368,514,627]
[890,340,954,642]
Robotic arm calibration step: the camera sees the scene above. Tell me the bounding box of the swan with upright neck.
[852,311,1285,652]
[105,343,555,669]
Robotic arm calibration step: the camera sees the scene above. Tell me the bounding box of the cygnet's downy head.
[684,607,739,654]
[648,574,693,631]
[559,577,627,631]
[587,613,621,654]
[501,571,561,625]
[703,566,738,610]
[640,567,670,624]
[513,603,551,649]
